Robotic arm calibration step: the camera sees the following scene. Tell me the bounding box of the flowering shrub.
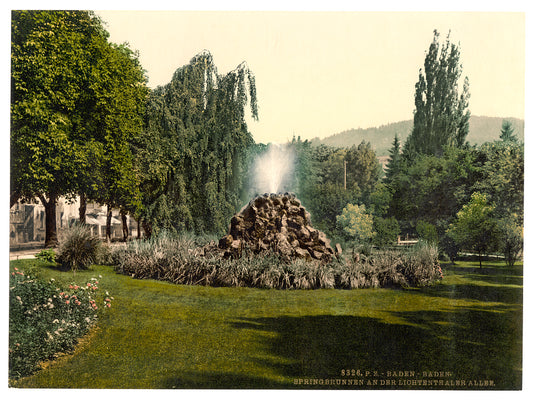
[9,267,113,380]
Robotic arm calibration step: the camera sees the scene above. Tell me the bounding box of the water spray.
[252,143,295,195]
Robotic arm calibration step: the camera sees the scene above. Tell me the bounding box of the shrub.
[373,217,401,247]
[35,248,56,263]
[57,224,101,271]
[111,232,443,291]
[401,241,442,286]
[9,267,112,380]
[416,220,439,245]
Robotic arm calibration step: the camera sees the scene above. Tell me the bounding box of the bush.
[416,220,439,245]
[9,267,112,380]
[57,224,101,271]
[35,248,56,263]
[111,232,442,290]
[401,241,442,286]
[373,217,401,246]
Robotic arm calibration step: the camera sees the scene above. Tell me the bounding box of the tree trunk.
[39,193,58,248]
[10,191,20,208]
[79,193,87,224]
[478,251,483,269]
[120,209,129,242]
[142,219,153,239]
[137,217,142,239]
[106,204,113,243]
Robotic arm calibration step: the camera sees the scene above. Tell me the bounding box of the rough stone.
[217,193,335,262]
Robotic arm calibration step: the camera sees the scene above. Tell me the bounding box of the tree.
[345,141,381,203]
[387,146,481,231]
[91,42,148,241]
[475,141,524,221]
[137,51,257,236]
[500,120,518,143]
[11,11,148,245]
[384,133,402,184]
[447,192,499,268]
[11,11,108,246]
[416,220,439,245]
[496,214,522,267]
[404,30,470,157]
[373,216,400,247]
[336,203,375,244]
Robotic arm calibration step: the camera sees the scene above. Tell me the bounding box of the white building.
[9,196,140,247]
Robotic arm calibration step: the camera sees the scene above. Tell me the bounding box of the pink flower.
[65,300,70,305]
[106,304,111,308]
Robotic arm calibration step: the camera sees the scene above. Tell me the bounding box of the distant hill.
[310,116,524,156]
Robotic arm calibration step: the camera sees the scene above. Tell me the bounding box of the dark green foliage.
[57,224,101,271]
[11,11,147,244]
[373,216,400,246]
[416,220,438,245]
[499,120,518,143]
[404,30,470,158]
[475,141,524,221]
[384,133,402,184]
[137,52,256,235]
[292,140,381,238]
[9,267,110,380]
[388,146,481,227]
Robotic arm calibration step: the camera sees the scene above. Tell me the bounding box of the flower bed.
[8,266,112,380]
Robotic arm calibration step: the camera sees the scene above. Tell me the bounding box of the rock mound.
[218,193,340,262]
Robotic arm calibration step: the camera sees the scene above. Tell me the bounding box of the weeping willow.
[137,51,258,235]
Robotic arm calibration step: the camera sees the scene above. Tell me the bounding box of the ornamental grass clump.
[57,224,101,271]
[9,267,112,380]
[400,241,442,286]
[112,233,442,290]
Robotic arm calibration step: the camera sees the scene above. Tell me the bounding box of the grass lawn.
[10,258,522,389]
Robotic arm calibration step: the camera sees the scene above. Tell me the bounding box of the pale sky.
[95,10,525,144]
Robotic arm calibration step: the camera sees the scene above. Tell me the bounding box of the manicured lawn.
[10,259,522,389]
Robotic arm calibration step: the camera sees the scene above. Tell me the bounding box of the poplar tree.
[404,30,470,157]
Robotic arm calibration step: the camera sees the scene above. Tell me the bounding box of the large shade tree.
[11,10,147,246]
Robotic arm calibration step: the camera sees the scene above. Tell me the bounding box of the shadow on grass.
[421,266,523,304]
[419,283,523,304]
[160,371,285,389]
[221,309,521,390]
